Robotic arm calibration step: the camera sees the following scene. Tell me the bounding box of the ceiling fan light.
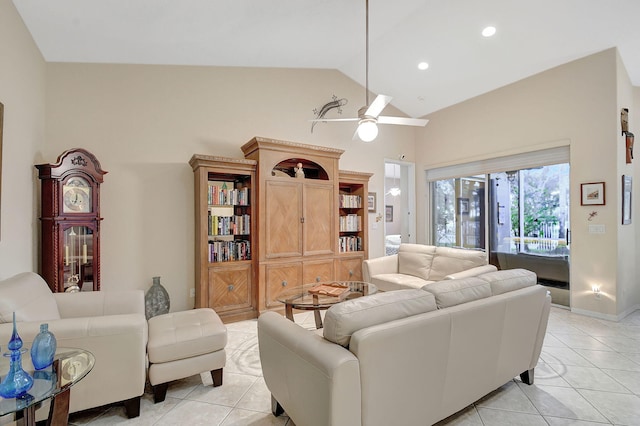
[357,119,378,142]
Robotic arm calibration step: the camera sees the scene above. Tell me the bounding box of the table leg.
[22,405,36,426]
[314,310,323,329]
[285,304,294,322]
[47,387,71,426]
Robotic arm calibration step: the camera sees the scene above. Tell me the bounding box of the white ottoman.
[147,308,227,403]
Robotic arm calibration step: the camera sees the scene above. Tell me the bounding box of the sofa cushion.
[477,268,537,295]
[397,244,436,280]
[429,247,488,281]
[0,272,61,323]
[421,277,491,308]
[323,290,437,347]
[369,274,434,291]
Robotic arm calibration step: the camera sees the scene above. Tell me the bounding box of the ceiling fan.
[311,0,428,142]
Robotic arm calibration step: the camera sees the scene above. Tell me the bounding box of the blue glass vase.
[30,323,57,370]
[0,313,34,398]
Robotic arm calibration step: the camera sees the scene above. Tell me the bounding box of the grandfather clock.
[36,148,107,292]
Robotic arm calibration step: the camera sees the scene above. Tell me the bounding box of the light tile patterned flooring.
[65,307,640,426]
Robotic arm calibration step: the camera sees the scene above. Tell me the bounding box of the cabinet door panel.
[265,181,303,258]
[209,264,251,312]
[303,260,334,284]
[303,183,334,256]
[265,263,303,308]
[336,256,364,281]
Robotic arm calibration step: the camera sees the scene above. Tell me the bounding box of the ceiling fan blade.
[377,116,429,126]
[309,117,359,122]
[364,94,392,118]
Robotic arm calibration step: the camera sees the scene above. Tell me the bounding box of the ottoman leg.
[153,382,169,403]
[211,368,223,387]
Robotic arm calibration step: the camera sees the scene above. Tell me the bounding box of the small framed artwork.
[580,182,605,206]
[385,205,393,222]
[367,192,376,212]
[622,175,632,225]
[457,197,469,215]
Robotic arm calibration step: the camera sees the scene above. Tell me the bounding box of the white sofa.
[258,268,551,426]
[0,272,147,419]
[364,243,497,291]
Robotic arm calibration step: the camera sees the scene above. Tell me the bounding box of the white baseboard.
[571,304,640,322]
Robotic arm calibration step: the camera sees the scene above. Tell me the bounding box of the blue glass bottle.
[0,312,34,398]
[30,323,57,370]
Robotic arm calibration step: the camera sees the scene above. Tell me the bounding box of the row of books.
[339,214,362,232]
[339,236,362,252]
[208,240,251,262]
[208,182,250,206]
[339,194,362,208]
[208,214,250,236]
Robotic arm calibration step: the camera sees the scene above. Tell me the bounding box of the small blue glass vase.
[0,313,34,398]
[30,323,57,370]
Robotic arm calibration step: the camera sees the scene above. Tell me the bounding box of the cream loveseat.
[363,243,497,291]
[258,268,551,426]
[0,272,147,419]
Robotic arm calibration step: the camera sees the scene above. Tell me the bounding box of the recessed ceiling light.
[482,26,496,37]
[418,62,429,70]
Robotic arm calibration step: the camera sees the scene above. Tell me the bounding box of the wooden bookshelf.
[190,155,258,322]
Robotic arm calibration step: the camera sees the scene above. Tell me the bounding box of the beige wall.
[0,0,46,277]
[44,63,415,310]
[417,48,638,320]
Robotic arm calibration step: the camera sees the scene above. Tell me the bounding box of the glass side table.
[0,347,95,426]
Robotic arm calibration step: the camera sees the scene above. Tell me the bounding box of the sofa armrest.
[444,264,497,280]
[258,312,361,426]
[53,290,145,318]
[363,254,398,282]
[0,313,148,413]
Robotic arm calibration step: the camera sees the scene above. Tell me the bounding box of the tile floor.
[64,307,640,426]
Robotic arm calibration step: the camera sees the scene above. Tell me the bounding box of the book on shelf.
[208,239,251,262]
[339,214,362,232]
[208,214,250,236]
[208,181,250,206]
[339,194,362,208]
[339,235,362,252]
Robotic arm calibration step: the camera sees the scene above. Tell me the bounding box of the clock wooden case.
[36,148,107,292]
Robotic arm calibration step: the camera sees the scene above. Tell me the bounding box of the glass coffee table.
[0,347,95,426]
[277,281,377,329]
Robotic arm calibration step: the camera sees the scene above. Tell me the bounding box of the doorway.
[384,161,416,255]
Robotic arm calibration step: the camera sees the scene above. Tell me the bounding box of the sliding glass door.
[431,162,570,306]
[432,176,485,249]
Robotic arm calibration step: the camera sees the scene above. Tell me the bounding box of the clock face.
[63,177,92,213]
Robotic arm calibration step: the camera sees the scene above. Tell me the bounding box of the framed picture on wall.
[580,182,605,206]
[622,175,632,225]
[367,192,376,212]
[385,205,393,222]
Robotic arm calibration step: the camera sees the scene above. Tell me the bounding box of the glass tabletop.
[0,347,95,417]
[277,281,377,308]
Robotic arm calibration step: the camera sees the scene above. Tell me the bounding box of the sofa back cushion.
[421,277,491,308]
[397,244,436,280]
[323,290,437,347]
[429,247,487,281]
[0,272,60,323]
[477,268,537,295]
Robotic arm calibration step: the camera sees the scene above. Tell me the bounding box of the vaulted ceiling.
[13,0,640,118]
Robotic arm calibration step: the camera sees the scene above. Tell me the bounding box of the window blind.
[425,145,570,182]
